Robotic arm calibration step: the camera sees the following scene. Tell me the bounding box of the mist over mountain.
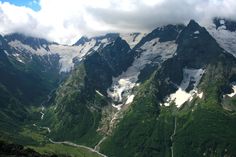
[1,0,236,44]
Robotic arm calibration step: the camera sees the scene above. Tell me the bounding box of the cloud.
[0,0,236,44]
[0,2,51,39]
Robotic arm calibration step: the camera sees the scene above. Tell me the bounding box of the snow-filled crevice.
[4,50,9,56]
[96,90,104,97]
[225,82,236,98]
[107,38,177,110]
[164,68,205,108]
[40,106,45,120]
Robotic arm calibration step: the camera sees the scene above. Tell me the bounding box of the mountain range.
[0,18,236,157]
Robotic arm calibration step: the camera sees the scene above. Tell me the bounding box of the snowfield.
[207,23,236,57]
[108,38,177,109]
[9,40,50,56]
[49,43,96,72]
[8,38,111,72]
[164,68,205,107]
[49,45,86,72]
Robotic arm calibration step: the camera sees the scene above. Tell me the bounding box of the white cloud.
[0,0,236,44]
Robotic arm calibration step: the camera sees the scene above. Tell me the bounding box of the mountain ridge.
[0,18,236,157]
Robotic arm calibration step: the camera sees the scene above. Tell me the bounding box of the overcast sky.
[0,0,236,44]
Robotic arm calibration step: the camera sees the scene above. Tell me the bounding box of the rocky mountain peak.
[134,24,184,49]
[73,36,89,46]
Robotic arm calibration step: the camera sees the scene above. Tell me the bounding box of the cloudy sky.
[0,0,236,44]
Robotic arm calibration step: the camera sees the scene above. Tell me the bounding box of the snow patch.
[12,53,24,63]
[197,92,203,99]
[100,38,108,44]
[40,112,44,120]
[181,68,205,89]
[226,83,236,97]
[165,88,191,107]
[125,95,135,104]
[108,78,136,103]
[220,19,225,25]
[112,104,123,110]
[164,68,205,107]
[194,31,200,34]
[40,106,45,120]
[41,106,45,111]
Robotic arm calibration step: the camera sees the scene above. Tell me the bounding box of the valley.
[0,18,236,157]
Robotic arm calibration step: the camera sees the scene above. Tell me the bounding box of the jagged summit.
[73,36,89,46]
[73,32,145,49]
[134,24,184,49]
[176,20,208,43]
[73,33,120,46]
[175,20,225,69]
[188,19,200,29]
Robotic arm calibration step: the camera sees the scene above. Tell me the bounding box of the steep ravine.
[170,117,177,157]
